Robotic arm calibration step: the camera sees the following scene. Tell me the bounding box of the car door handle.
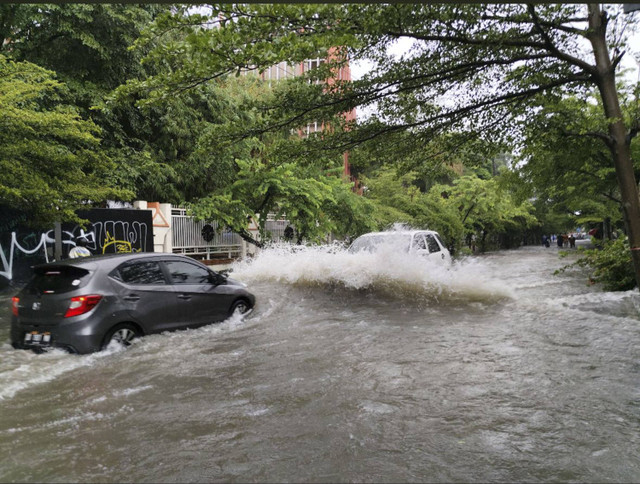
[178,294,191,300]
[124,295,140,301]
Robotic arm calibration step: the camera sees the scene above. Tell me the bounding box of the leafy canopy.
[0,55,129,227]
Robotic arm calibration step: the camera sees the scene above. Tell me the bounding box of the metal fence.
[171,208,243,258]
[264,218,295,243]
[171,209,301,259]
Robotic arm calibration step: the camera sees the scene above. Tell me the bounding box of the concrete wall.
[134,201,172,253]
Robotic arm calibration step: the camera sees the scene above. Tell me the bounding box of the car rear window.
[116,260,166,285]
[25,266,91,295]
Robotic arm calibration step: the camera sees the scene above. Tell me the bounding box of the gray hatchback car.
[10,252,255,354]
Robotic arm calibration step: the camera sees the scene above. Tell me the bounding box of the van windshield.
[25,266,91,295]
[349,234,412,253]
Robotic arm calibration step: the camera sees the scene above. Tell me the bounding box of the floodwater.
[0,245,639,483]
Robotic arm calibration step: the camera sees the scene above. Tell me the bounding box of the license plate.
[24,331,52,345]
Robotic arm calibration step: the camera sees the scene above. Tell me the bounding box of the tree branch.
[236,227,264,248]
[481,13,588,35]
[611,49,625,70]
[288,73,593,153]
[558,126,613,148]
[461,202,477,225]
[527,4,596,75]
[215,52,576,145]
[385,29,548,50]
[600,191,622,204]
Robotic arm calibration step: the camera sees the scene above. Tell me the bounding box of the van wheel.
[102,323,140,350]
[229,299,252,318]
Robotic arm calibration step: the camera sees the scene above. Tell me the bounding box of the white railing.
[264,217,295,242]
[171,208,299,259]
[171,208,243,258]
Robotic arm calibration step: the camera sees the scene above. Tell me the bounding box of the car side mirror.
[209,272,226,285]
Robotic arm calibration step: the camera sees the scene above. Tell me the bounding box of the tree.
[133,4,640,283]
[359,166,536,252]
[0,55,129,227]
[0,4,164,89]
[174,76,376,246]
[419,175,537,252]
[0,4,174,201]
[358,166,433,229]
[518,93,630,239]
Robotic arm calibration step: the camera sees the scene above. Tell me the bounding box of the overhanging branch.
[527,4,596,75]
[558,126,613,148]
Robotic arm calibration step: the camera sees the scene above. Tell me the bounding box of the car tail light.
[11,297,19,316]
[64,295,103,318]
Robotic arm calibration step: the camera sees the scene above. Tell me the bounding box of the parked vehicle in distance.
[11,252,255,354]
[348,230,452,264]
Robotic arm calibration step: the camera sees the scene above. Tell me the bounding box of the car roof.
[32,252,197,272]
[356,230,439,237]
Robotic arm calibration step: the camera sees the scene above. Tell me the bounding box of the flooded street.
[1,246,639,482]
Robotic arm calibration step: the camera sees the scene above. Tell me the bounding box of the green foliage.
[189,157,375,244]
[1,4,165,90]
[0,55,130,227]
[0,4,169,226]
[127,4,635,257]
[518,93,625,236]
[360,166,537,252]
[556,237,635,291]
[424,174,538,251]
[130,4,637,159]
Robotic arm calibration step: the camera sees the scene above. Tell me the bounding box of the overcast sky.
[349,16,640,121]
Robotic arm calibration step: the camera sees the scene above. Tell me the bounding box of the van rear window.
[26,266,91,295]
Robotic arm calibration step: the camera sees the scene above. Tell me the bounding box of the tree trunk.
[237,229,264,249]
[480,229,487,253]
[588,4,640,287]
[604,216,612,240]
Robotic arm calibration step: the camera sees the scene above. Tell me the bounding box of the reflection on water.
[0,245,639,483]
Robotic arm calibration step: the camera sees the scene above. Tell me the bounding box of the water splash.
[0,343,122,401]
[232,243,513,304]
[0,311,254,401]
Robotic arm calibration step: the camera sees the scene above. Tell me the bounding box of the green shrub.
[556,237,635,291]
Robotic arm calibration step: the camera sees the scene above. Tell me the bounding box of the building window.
[306,58,325,71]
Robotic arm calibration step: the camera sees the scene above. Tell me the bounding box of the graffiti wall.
[0,208,153,285]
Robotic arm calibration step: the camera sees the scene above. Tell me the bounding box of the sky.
[349,11,640,121]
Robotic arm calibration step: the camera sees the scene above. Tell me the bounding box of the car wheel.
[102,323,140,350]
[229,299,252,318]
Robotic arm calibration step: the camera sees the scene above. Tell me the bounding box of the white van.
[348,230,451,264]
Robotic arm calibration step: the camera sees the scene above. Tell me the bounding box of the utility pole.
[54,222,62,261]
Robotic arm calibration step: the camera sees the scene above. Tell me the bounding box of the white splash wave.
[232,244,513,304]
